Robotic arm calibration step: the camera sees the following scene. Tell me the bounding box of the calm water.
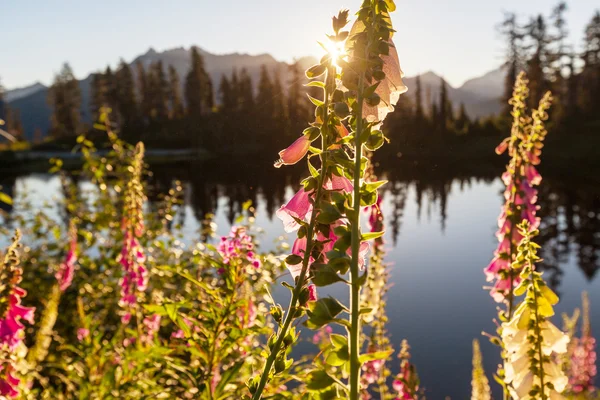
[1,160,599,399]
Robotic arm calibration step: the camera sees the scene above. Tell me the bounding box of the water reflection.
[2,159,600,289]
[1,159,600,398]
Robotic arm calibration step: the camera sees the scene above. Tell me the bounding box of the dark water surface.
[1,159,599,399]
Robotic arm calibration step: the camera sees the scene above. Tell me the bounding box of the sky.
[1,0,598,90]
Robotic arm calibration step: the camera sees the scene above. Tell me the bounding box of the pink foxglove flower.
[277,175,353,233]
[276,189,312,233]
[140,314,161,345]
[77,328,90,342]
[217,226,261,269]
[0,233,34,399]
[311,325,332,345]
[275,135,311,168]
[55,224,77,292]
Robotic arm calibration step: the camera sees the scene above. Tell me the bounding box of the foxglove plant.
[501,221,569,399]
[483,72,553,399]
[117,142,148,324]
[0,231,34,398]
[471,339,492,400]
[392,340,420,400]
[567,292,597,394]
[250,1,406,398]
[485,72,552,313]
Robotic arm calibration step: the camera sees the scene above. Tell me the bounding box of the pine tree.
[271,67,287,138]
[185,46,212,116]
[168,65,184,119]
[136,61,152,123]
[218,74,235,111]
[148,61,169,121]
[500,12,525,119]
[256,65,274,118]
[104,66,118,115]
[455,103,470,135]
[579,11,600,117]
[414,74,424,125]
[525,15,551,108]
[90,72,107,121]
[238,68,254,114]
[438,77,450,137]
[5,109,24,141]
[287,61,307,135]
[230,69,240,111]
[0,77,6,125]
[48,63,82,138]
[115,60,138,127]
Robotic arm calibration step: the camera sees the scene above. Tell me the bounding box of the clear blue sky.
[2,0,597,90]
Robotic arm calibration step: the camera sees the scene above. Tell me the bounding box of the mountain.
[6,46,506,139]
[6,47,318,140]
[4,82,47,102]
[402,69,504,120]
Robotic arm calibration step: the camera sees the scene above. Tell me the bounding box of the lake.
[1,158,599,399]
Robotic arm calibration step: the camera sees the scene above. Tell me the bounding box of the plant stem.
[251,68,333,400]
[349,73,365,400]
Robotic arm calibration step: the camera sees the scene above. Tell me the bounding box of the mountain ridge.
[5,46,504,140]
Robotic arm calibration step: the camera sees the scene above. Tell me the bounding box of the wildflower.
[568,292,597,393]
[55,222,77,292]
[217,226,261,269]
[77,328,89,342]
[140,314,161,345]
[276,175,353,233]
[393,340,419,400]
[0,231,34,398]
[274,135,311,168]
[471,339,492,400]
[485,73,552,305]
[362,41,408,124]
[311,325,332,345]
[117,143,148,320]
[501,222,569,400]
[307,284,317,302]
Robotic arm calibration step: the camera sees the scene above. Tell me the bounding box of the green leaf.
[312,264,345,286]
[316,203,342,225]
[358,349,394,364]
[361,231,385,241]
[0,192,12,205]
[363,180,387,193]
[306,370,336,391]
[286,254,303,265]
[306,64,327,79]
[306,80,326,88]
[306,297,346,329]
[307,94,324,107]
[330,334,346,348]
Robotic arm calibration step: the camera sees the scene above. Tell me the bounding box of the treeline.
[380,3,600,160]
[0,81,25,141]
[43,46,317,154]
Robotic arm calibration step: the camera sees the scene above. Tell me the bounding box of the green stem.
[251,68,333,400]
[349,73,365,400]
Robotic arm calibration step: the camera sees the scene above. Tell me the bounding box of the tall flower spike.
[471,339,491,400]
[501,221,569,400]
[0,231,35,399]
[485,72,552,310]
[117,142,148,323]
[55,220,77,292]
[567,291,597,394]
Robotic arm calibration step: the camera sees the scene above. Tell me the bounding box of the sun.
[323,39,346,69]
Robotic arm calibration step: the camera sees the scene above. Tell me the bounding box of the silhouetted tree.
[115,60,138,127]
[136,61,152,123]
[525,15,551,108]
[168,65,184,119]
[48,63,82,137]
[500,12,525,119]
[148,61,169,121]
[185,46,212,116]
